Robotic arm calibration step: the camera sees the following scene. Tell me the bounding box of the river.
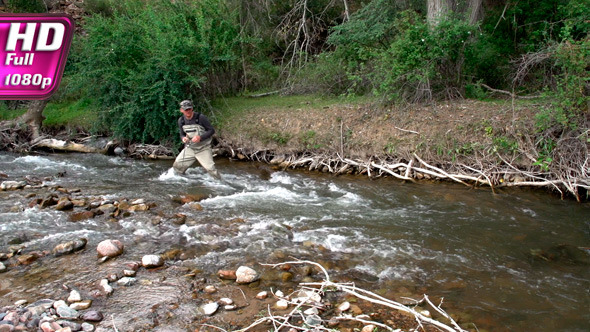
[0,152,588,331]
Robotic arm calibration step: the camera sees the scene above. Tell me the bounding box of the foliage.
[372,11,477,102]
[6,0,46,13]
[67,0,241,143]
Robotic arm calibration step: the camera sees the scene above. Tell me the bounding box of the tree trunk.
[467,0,483,24]
[427,0,453,26]
[17,99,48,140]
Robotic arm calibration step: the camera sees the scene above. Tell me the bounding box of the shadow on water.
[0,152,588,331]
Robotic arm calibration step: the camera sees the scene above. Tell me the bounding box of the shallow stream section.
[0,152,588,331]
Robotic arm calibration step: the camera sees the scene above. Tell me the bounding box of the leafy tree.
[68,0,241,143]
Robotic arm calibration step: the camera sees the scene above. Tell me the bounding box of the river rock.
[275,300,289,310]
[16,252,42,265]
[53,300,67,310]
[127,204,149,212]
[55,197,73,211]
[361,324,376,332]
[99,280,112,295]
[96,240,124,258]
[235,266,259,284]
[122,269,136,277]
[67,290,82,303]
[224,305,237,311]
[40,321,58,332]
[217,269,237,280]
[256,291,268,299]
[26,299,54,316]
[69,211,95,222]
[40,195,59,208]
[97,204,116,215]
[81,322,95,332]
[0,323,15,332]
[53,239,87,256]
[117,277,136,286]
[81,311,103,322]
[218,298,233,305]
[141,255,163,268]
[201,303,219,316]
[57,306,79,319]
[304,307,319,316]
[57,321,81,332]
[69,300,92,310]
[0,262,5,272]
[337,301,350,312]
[0,181,26,191]
[204,285,217,294]
[305,314,322,327]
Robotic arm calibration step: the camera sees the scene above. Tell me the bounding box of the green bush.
[372,12,476,102]
[6,0,46,13]
[68,0,241,143]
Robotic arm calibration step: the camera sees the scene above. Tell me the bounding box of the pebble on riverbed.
[0,295,104,332]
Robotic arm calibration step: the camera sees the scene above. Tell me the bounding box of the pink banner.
[0,14,74,100]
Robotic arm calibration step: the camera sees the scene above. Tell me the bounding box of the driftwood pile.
[217,139,589,202]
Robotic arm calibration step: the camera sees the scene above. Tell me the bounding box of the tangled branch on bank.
[216,139,589,201]
[205,260,467,332]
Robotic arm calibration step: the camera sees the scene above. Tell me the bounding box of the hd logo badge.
[0,14,74,100]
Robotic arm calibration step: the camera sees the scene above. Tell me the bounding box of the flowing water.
[0,152,588,331]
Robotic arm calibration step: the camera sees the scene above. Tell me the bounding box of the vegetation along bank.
[0,0,588,200]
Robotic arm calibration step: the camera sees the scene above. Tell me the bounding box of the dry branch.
[254,260,467,332]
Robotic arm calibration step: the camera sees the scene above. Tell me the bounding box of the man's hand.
[182,136,189,143]
[191,135,201,143]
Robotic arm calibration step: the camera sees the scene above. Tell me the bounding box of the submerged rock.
[217,269,237,280]
[69,211,95,222]
[201,302,219,316]
[52,239,87,256]
[55,197,73,211]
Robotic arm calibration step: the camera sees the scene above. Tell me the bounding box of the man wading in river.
[173,100,221,179]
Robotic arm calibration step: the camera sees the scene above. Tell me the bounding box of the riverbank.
[213,95,589,201]
[1,95,588,201]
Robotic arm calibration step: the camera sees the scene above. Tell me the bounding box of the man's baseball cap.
[180,100,193,110]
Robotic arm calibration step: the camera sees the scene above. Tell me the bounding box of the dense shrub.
[68,0,241,143]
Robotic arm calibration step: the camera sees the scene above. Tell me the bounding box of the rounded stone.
[141,255,163,268]
[81,311,103,322]
[96,240,124,258]
[57,306,79,319]
[235,266,259,284]
[201,303,219,316]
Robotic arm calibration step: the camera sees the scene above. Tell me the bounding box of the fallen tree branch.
[255,260,467,332]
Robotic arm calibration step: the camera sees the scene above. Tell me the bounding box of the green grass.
[0,98,96,129]
[211,94,372,123]
[0,105,26,120]
[43,98,97,128]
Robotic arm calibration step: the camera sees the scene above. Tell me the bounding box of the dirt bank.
[215,97,589,200]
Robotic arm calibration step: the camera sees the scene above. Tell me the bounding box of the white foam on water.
[13,155,87,171]
[328,183,345,193]
[156,168,200,183]
[202,186,301,208]
[269,172,294,185]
